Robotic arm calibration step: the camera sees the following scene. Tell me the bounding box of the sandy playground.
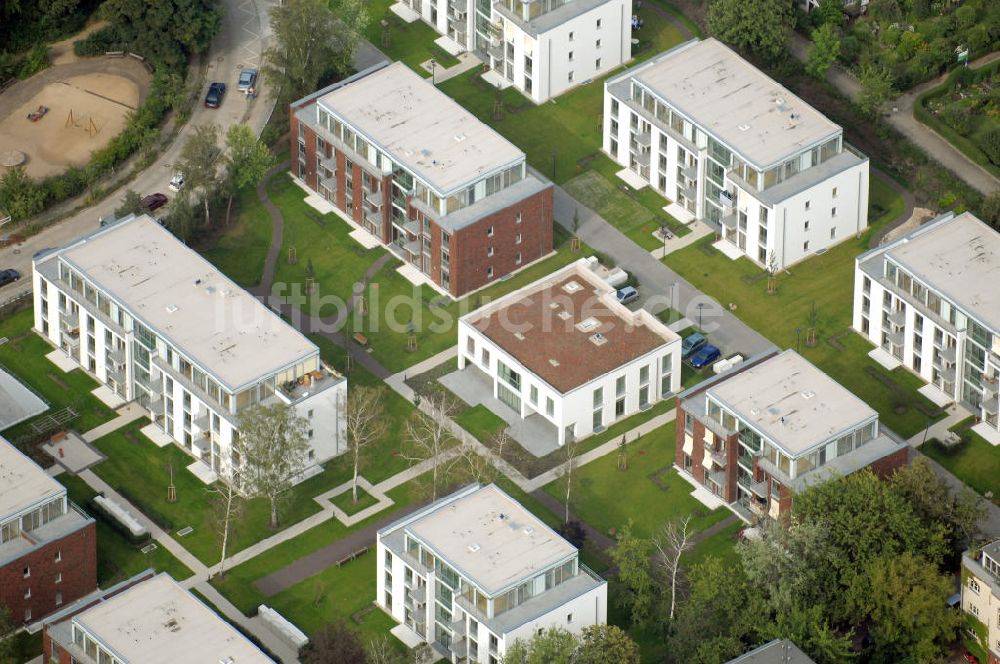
[0,57,151,179]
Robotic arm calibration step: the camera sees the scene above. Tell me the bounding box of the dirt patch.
[48,21,110,66]
[0,57,151,180]
[880,206,937,245]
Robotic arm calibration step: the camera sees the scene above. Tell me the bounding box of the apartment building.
[603,38,869,270]
[962,540,1000,664]
[42,571,275,664]
[675,349,908,521]
[727,639,816,664]
[290,62,553,298]
[32,214,347,485]
[0,435,96,625]
[458,257,681,447]
[853,211,1000,437]
[376,483,607,662]
[398,0,630,103]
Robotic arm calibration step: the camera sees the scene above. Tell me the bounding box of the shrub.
[941,104,973,135]
[981,128,1000,167]
[17,44,50,79]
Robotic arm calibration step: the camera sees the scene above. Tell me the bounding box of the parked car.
[616,286,639,305]
[141,193,168,211]
[168,173,185,192]
[205,82,227,108]
[681,332,707,358]
[238,68,257,92]
[690,344,721,369]
[962,652,979,664]
[0,268,20,287]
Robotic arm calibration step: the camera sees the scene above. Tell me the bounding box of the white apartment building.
[603,38,870,270]
[853,211,1000,438]
[32,214,347,484]
[400,0,630,103]
[43,571,275,664]
[377,483,607,662]
[962,540,1000,664]
[457,257,681,446]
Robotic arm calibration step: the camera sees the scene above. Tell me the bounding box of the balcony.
[193,412,210,431]
[887,329,904,346]
[59,309,79,330]
[633,150,650,166]
[720,213,738,230]
[277,363,345,404]
[402,220,421,237]
[365,189,383,208]
[107,348,126,366]
[940,366,956,383]
[407,584,427,604]
[451,639,467,658]
[152,356,234,424]
[681,164,698,180]
[680,183,697,201]
[983,399,999,416]
[319,176,337,194]
[888,309,906,326]
[707,469,727,487]
[447,4,466,19]
[451,618,466,637]
[747,478,769,499]
[320,154,337,171]
[634,130,652,148]
[135,371,161,395]
[106,367,125,385]
[64,333,80,349]
[364,209,383,230]
[707,447,727,467]
[488,42,504,60]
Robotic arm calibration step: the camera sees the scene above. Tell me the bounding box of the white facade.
[458,258,681,446]
[602,38,869,270]
[962,541,1000,664]
[404,0,630,103]
[376,484,607,662]
[32,215,347,484]
[852,211,1000,433]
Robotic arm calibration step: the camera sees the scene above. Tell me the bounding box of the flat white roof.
[406,484,576,595]
[0,435,64,520]
[708,350,876,456]
[46,215,317,391]
[630,38,841,168]
[317,62,524,195]
[74,573,273,664]
[885,212,1000,333]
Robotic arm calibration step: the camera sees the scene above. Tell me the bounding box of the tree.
[980,190,1000,230]
[652,515,693,621]
[234,403,310,528]
[303,620,368,664]
[812,0,844,28]
[344,386,387,504]
[177,123,221,227]
[857,64,895,118]
[209,478,244,576]
[805,302,819,346]
[0,604,16,664]
[165,191,196,243]
[609,521,655,625]
[763,603,855,664]
[101,0,221,64]
[115,189,145,218]
[503,627,578,664]
[982,128,1000,167]
[263,0,368,106]
[577,624,641,664]
[851,552,960,662]
[0,166,45,221]
[708,0,793,63]
[402,392,460,501]
[555,439,580,523]
[224,124,273,224]
[766,251,778,294]
[806,24,840,80]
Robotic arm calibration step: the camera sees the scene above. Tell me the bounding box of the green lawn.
[663,174,940,438]
[331,486,379,515]
[212,478,428,615]
[922,432,1000,501]
[437,6,685,185]
[360,0,459,78]
[58,474,194,585]
[685,520,742,569]
[0,308,115,439]
[563,170,666,251]
[200,185,273,288]
[545,426,728,540]
[454,404,507,443]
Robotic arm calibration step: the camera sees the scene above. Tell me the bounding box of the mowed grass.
[360,0,459,77]
[0,308,115,438]
[544,426,729,540]
[200,185,273,288]
[664,174,940,437]
[563,169,665,251]
[58,474,194,585]
[922,432,1000,500]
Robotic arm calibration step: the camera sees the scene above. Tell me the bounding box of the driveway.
[0,0,277,299]
[542,172,773,358]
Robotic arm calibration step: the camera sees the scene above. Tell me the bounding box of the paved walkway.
[252,159,292,298]
[648,221,713,259]
[80,403,146,442]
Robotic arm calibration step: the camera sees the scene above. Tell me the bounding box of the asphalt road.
[0,0,277,300]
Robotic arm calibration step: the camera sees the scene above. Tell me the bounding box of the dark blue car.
[689,344,721,369]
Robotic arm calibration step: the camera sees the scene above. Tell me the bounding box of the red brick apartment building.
[0,436,95,624]
[675,349,909,521]
[290,61,554,298]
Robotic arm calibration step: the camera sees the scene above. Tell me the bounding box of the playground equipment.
[65,108,100,137]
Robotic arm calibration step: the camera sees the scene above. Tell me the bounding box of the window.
[832,186,838,198]
[55,591,62,606]
[596,58,601,69]
[308,409,314,418]
[487,225,494,237]
[515,252,522,265]
[530,385,538,404]
[23,567,29,578]
[804,220,810,231]
[515,212,522,224]
[596,17,602,28]
[487,266,494,279]
[830,227,837,239]
[569,31,574,41]
[54,550,61,563]
[805,201,811,211]
[568,51,574,62]
[487,246,495,257]
[803,241,810,252]
[568,71,574,83]
[55,572,62,584]
[546,397,554,417]
[831,206,838,217]
[970,577,981,593]
[596,39,601,49]
[24,588,30,599]
[515,233,522,244]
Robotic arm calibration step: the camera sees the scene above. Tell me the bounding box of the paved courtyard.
[439,366,561,457]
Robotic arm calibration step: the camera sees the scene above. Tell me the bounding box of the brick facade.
[0,521,96,624]
[290,97,554,299]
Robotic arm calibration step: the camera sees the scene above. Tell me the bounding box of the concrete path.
[424,52,482,84]
[252,159,292,297]
[80,403,146,442]
[648,221,713,259]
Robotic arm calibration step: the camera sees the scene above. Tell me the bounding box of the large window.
[497,360,521,391]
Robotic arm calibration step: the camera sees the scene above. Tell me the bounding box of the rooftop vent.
[514,331,526,340]
[165,305,178,314]
[558,310,572,321]
[775,97,786,111]
[738,124,750,131]
[577,317,599,332]
[549,302,561,309]
[467,543,481,553]
[562,280,583,294]
[523,527,534,535]
[590,332,608,346]
[549,358,560,367]
[220,659,235,664]
[801,390,816,399]
[454,133,467,142]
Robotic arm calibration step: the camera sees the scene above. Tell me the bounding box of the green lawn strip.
[436,9,684,185]
[684,521,742,570]
[211,478,427,616]
[454,405,506,443]
[58,474,194,584]
[922,432,1000,500]
[663,173,940,438]
[544,426,728,540]
[331,486,379,516]
[0,309,115,439]
[563,170,663,252]
[88,419,361,566]
[588,155,692,242]
[199,185,274,288]
[360,0,459,77]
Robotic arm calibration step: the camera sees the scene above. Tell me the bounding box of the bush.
[941,104,973,136]
[73,25,127,57]
[17,44,50,79]
[981,128,1000,167]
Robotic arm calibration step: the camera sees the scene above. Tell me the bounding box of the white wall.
[498,583,607,659]
[293,382,348,463]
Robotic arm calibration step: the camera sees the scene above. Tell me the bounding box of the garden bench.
[353,333,368,346]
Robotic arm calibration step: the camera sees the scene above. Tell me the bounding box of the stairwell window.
[568,51,574,62]
[515,252,522,265]
[515,233,522,244]
[487,225,494,237]
[488,246,495,257]
[831,206,838,217]
[803,241,810,252]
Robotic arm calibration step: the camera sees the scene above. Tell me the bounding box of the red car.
[141,193,168,211]
[963,651,979,664]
